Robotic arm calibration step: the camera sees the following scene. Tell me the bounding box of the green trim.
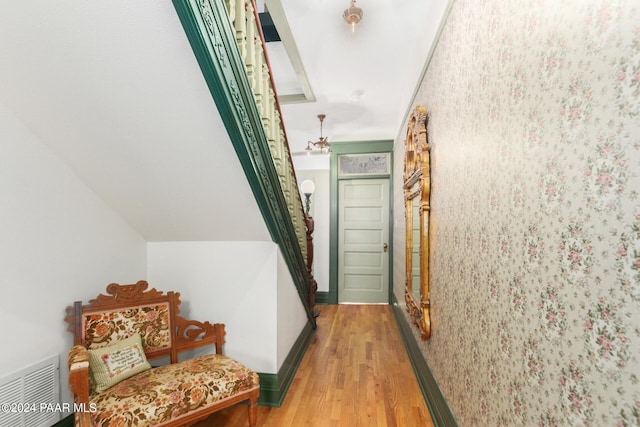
[329,140,395,155]
[53,414,74,427]
[391,303,458,427]
[314,291,329,305]
[172,0,315,327]
[329,140,395,304]
[257,319,315,406]
[255,373,279,406]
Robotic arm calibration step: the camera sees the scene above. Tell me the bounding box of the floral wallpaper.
[392,1,640,425]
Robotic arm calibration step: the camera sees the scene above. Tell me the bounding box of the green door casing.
[338,178,390,303]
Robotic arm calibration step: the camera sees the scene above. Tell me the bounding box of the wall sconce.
[300,180,315,216]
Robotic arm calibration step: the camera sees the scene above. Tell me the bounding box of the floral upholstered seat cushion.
[89,354,260,427]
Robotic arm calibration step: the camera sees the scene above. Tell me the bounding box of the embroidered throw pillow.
[88,333,151,393]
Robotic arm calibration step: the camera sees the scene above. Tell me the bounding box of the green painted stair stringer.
[172,0,315,328]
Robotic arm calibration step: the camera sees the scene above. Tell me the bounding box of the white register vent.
[0,354,60,427]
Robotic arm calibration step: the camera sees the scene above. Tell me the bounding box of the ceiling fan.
[302,114,330,155]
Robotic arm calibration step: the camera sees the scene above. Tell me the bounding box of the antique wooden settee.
[65,280,259,426]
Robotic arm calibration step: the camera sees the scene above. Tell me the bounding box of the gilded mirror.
[403,105,431,339]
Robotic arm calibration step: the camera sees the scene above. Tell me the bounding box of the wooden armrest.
[174,316,226,355]
[68,345,88,370]
[68,345,89,398]
[67,345,92,426]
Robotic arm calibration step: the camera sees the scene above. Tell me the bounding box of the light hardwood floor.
[194,304,434,426]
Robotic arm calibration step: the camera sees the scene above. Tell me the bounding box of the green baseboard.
[314,291,329,305]
[391,303,458,427]
[257,319,315,406]
[54,414,73,427]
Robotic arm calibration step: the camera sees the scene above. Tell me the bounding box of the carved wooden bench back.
[65,280,224,364]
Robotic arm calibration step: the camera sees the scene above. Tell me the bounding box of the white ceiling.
[266,0,449,155]
[0,0,448,241]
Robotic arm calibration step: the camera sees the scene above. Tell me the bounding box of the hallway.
[195,304,434,426]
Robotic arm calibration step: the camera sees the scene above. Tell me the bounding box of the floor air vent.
[0,355,60,427]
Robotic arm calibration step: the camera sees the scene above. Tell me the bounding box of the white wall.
[0,100,147,408]
[147,241,308,374]
[276,249,308,368]
[296,169,330,293]
[0,94,311,415]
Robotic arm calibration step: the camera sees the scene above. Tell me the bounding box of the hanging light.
[343,0,363,33]
[306,114,331,154]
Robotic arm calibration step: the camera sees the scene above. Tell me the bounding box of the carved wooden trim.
[65,281,227,361]
[90,280,165,306]
[64,302,82,338]
[403,106,429,180]
[174,316,226,355]
[64,280,173,336]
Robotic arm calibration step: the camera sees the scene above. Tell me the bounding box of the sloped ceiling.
[0,1,270,242]
[0,0,448,242]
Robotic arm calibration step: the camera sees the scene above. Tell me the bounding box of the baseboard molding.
[391,303,458,427]
[54,414,73,427]
[257,319,315,406]
[314,291,329,305]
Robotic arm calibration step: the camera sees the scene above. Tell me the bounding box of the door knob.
[383,243,388,252]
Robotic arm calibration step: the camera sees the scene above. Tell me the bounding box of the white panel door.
[338,178,389,303]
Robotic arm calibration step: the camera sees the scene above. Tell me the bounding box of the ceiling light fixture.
[306,114,331,155]
[343,0,363,33]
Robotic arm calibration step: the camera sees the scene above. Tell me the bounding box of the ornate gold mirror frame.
[403,105,431,339]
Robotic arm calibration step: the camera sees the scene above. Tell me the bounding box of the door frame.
[326,140,394,305]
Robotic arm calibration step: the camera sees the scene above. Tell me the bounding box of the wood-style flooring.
[194,304,434,426]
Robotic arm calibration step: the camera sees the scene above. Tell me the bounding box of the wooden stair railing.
[173,0,316,326]
[226,0,307,265]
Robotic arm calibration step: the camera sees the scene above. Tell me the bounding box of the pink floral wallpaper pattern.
[393,1,639,425]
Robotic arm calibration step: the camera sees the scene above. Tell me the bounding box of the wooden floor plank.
[193,304,434,426]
